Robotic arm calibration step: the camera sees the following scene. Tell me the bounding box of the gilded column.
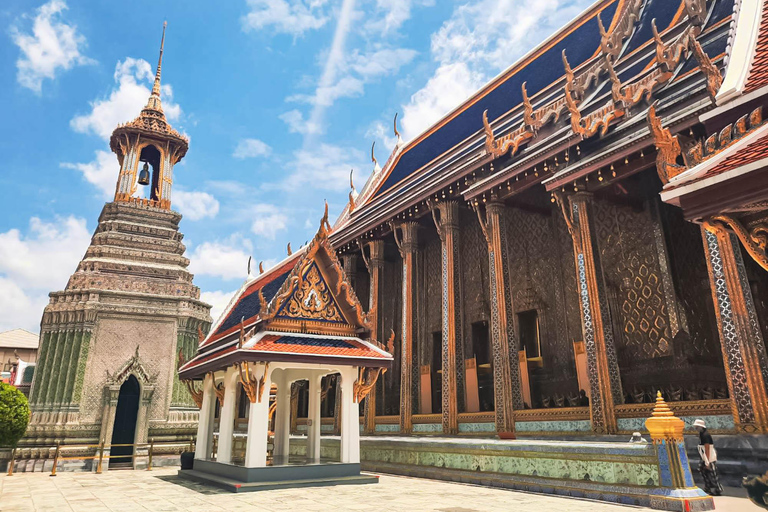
[394,222,419,433]
[701,226,768,433]
[554,192,622,434]
[477,201,524,434]
[362,240,385,434]
[432,200,465,435]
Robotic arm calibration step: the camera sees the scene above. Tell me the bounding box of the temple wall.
[378,256,402,416]
[591,198,727,401]
[502,207,580,406]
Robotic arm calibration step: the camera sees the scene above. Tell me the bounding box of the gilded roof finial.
[349,169,358,211]
[247,255,252,277]
[371,141,381,173]
[287,242,293,256]
[259,261,264,274]
[394,113,403,146]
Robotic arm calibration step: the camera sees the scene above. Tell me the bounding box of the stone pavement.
[0,468,760,512]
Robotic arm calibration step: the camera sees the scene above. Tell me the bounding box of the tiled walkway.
[0,468,760,512]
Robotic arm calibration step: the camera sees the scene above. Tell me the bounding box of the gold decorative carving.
[563,51,624,138]
[647,104,684,184]
[197,326,205,344]
[482,110,533,158]
[704,215,768,272]
[353,367,384,403]
[213,380,225,407]
[281,264,345,322]
[237,361,268,403]
[183,379,203,409]
[683,107,763,168]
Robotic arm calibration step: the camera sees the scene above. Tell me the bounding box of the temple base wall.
[290,436,713,511]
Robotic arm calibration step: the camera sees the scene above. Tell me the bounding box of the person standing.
[694,419,723,496]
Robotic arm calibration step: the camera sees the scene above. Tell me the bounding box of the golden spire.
[145,21,167,113]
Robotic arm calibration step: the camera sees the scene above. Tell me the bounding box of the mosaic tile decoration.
[617,414,734,433]
[515,420,593,432]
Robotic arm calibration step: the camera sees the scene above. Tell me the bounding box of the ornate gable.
[274,260,348,325]
[260,203,374,338]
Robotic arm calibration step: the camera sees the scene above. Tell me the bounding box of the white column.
[306,374,323,462]
[244,364,272,468]
[273,373,291,461]
[194,374,216,460]
[340,367,360,464]
[216,367,238,464]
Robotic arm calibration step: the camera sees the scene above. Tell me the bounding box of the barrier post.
[6,448,15,476]
[50,443,61,476]
[96,441,105,474]
[147,439,154,471]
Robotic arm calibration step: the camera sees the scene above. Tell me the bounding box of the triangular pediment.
[274,260,348,325]
[259,205,373,337]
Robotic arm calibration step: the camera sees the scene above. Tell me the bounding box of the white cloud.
[401,61,483,140]
[200,289,238,323]
[11,0,93,93]
[250,204,288,240]
[60,149,117,198]
[0,216,92,332]
[365,0,434,36]
[241,0,330,36]
[277,143,368,192]
[279,109,322,135]
[189,236,253,281]
[399,0,590,141]
[233,138,272,159]
[70,57,181,141]
[366,120,398,153]
[173,190,220,221]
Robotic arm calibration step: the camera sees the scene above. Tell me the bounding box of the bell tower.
[110,21,188,209]
[20,23,212,471]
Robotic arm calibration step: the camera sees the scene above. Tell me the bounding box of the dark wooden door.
[110,375,140,464]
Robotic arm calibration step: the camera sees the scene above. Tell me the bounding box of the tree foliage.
[0,383,30,447]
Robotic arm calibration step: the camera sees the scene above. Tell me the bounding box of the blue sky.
[0,0,593,332]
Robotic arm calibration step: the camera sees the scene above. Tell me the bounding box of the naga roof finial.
[287,242,292,256]
[394,113,403,146]
[371,141,381,173]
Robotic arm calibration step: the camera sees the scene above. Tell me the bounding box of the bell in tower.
[109,21,188,209]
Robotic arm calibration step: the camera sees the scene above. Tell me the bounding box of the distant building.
[0,329,39,395]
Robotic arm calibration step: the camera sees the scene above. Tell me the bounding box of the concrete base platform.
[178,459,379,492]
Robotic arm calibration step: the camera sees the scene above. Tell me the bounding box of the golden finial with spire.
[645,390,685,442]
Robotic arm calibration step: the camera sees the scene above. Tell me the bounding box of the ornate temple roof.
[745,0,768,92]
[179,206,392,379]
[331,0,736,244]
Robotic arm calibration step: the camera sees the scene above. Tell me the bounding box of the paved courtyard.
[0,468,760,512]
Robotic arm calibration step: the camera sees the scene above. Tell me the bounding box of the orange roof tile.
[746,0,768,92]
[250,334,388,359]
[699,131,768,179]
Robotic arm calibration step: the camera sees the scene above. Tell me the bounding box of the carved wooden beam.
[353,367,384,403]
[704,215,768,272]
[182,379,203,409]
[214,381,225,407]
[647,104,685,184]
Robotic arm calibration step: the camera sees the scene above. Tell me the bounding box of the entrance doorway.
[110,375,140,465]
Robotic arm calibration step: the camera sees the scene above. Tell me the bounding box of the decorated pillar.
[244,364,271,468]
[216,367,238,464]
[338,254,358,436]
[273,373,291,461]
[394,222,419,434]
[362,240,384,434]
[306,373,323,462]
[432,200,465,435]
[554,192,622,434]
[701,226,768,433]
[476,201,524,434]
[340,366,361,463]
[194,374,216,460]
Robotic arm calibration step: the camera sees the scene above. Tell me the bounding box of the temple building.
[20,24,212,469]
[313,0,768,445]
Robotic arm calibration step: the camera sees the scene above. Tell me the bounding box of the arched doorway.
[110,375,140,465]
